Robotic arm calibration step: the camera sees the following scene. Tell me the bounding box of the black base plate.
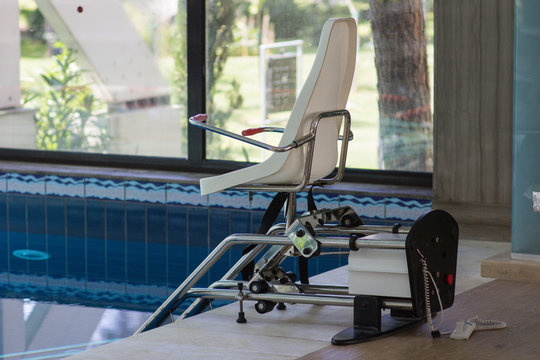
[331,314,424,346]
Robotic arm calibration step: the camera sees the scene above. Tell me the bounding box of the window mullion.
[186,0,206,164]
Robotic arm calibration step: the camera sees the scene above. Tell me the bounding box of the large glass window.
[10,0,187,157]
[205,0,434,172]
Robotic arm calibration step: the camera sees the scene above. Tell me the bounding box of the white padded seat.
[200,18,357,196]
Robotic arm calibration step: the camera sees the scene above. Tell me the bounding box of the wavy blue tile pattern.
[251,192,278,211]
[0,172,7,193]
[385,197,431,224]
[8,173,45,195]
[340,194,386,221]
[125,180,166,203]
[0,171,431,311]
[208,190,250,210]
[167,183,206,206]
[86,177,124,200]
[46,175,84,198]
[312,192,340,210]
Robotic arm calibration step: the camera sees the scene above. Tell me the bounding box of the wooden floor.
[299,280,540,360]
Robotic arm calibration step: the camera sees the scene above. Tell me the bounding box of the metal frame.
[134,208,460,340]
[134,229,411,334]
[186,0,206,164]
[133,109,422,334]
[189,109,352,192]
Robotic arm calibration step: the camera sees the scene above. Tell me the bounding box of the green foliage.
[20,5,47,58]
[205,0,244,154]
[168,0,244,157]
[168,0,188,155]
[265,0,349,45]
[170,0,187,108]
[261,0,305,40]
[20,6,45,41]
[207,0,237,96]
[20,37,47,58]
[25,43,109,152]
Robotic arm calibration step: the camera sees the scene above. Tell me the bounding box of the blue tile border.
[0,172,6,193]
[208,189,250,210]
[0,171,432,222]
[8,173,46,195]
[312,192,340,210]
[339,194,385,221]
[125,180,166,203]
[251,192,278,211]
[167,183,206,206]
[0,172,432,224]
[86,177,124,201]
[46,175,84,198]
[385,197,431,222]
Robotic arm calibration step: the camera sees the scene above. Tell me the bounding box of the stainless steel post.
[134,235,290,334]
[135,233,406,334]
[185,288,413,311]
[179,225,285,319]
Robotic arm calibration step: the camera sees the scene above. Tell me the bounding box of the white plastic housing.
[348,234,411,298]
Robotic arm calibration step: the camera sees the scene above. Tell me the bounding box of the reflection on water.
[0,298,151,359]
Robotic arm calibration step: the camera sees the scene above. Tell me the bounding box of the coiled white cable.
[419,251,440,337]
[418,249,449,337]
[417,249,506,339]
[467,315,506,331]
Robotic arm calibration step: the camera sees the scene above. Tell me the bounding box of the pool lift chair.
[135,17,459,344]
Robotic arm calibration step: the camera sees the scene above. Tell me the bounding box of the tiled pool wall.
[0,172,431,311]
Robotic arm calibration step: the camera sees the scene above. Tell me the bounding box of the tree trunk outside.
[369,0,432,171]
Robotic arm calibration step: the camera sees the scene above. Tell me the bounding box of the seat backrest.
[198,18,357,195]
[261,18,357,184]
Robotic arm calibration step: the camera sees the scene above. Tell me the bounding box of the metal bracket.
[285,206,361,258]
[286,219,320,258]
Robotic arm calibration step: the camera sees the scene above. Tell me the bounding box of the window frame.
[0,0,432,188]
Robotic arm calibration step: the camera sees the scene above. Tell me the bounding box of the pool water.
[0,172,431,358]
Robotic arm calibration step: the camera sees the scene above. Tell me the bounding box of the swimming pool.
[0,171,431,358]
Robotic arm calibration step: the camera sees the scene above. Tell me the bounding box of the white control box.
[348,233,411,298]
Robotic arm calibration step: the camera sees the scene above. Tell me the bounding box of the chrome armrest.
[230,109,352,193]
[188,114,313,153]
[189,110,351,193]
[242,125,353,141]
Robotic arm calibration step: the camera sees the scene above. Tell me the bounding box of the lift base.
[331,295,424,345]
